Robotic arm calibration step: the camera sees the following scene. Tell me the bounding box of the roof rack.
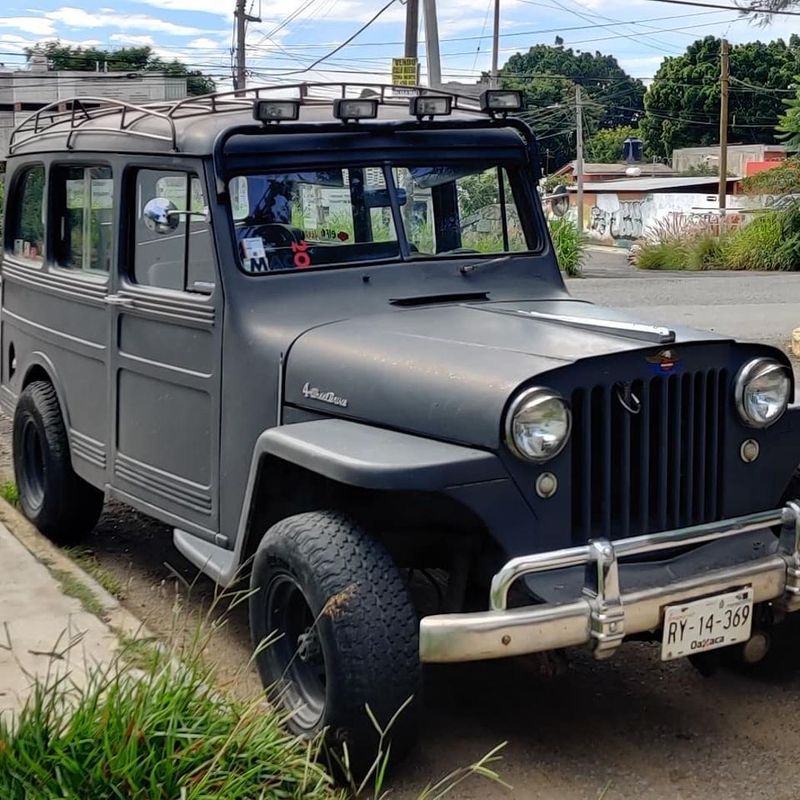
[9,96,178,155]
[8,82,488,154]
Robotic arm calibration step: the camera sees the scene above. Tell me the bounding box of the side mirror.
[143,197,181,234]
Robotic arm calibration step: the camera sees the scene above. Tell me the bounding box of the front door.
[108,166,221,537]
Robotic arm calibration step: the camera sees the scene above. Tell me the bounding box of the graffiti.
[589,206,612,236]
[589,202,643,240]
[610,202,644,240]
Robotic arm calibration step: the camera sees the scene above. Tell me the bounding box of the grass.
[0,645,342,800]
[633,207,800,272]
[549,217,586,277]
[0,583,508,800]
[64,547,126,600]
[50,568,106,618]
[0,481,19,507]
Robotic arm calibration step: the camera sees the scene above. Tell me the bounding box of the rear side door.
[108,165,221,537]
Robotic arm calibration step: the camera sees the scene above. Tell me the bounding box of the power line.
[644,0,800,14]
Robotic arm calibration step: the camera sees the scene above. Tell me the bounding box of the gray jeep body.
[3,86,800,671]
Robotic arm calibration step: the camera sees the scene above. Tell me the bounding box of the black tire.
[13,381,104,543]
[249,510,421,775]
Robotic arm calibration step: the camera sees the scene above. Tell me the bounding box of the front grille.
[570,369,728,542]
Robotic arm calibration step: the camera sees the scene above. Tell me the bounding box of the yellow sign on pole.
[392,57,419,88]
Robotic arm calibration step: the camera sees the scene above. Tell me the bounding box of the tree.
[584,125,639,163]
[500,45,645,171]
[640,35,800,159]
[25,42,215,96]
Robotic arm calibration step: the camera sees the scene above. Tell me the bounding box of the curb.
[0,497,146,641]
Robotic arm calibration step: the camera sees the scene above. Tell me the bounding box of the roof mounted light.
[480,89,523,115]
[409,95,452,119]
[333,97,378,121]
[253,99,300,123]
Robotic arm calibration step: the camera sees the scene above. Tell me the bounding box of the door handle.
[104,295,134,308]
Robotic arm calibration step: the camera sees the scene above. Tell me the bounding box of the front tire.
[249,510,421,773]
[12,381,104,543]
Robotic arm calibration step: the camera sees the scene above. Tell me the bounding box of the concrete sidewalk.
[0,521,124,720]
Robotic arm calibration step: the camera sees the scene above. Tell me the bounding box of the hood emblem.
[301,382,349,408]
[646,349,680,375]
[616,382,641,415]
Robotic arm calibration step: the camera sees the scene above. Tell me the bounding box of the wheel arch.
[20,353,73,434]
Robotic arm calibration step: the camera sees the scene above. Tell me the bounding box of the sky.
[3,0,800,90]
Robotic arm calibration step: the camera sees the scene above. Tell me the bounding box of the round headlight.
[505,387,571,462]
[735,358,791,428]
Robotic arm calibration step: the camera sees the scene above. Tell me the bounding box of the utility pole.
[575,84,584,233]
[404,0,419,60]
[233,0,260,92]
[490,0,500,88]
[718,38,729,220]
[422,0,442,88]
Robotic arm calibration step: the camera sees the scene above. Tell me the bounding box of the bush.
[634,240,692,270]
[687,233,723,270]
[718,212,788,271]
[548,217,585,277]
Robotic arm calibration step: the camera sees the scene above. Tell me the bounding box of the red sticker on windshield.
[291,240,311,268]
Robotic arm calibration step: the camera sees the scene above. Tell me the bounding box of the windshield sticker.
[306,227,347,242]
[291,240,312,268]
[241,237,270,273]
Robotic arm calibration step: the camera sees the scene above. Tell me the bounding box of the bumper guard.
[419,502,800,663]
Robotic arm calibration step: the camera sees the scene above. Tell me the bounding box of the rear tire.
[13,381,104,543]
[249,510,421,775]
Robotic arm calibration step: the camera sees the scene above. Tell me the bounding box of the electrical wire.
[643,0,800,14]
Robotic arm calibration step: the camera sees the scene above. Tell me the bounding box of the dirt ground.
[3,409,800,800]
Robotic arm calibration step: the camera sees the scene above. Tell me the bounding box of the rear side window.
[132,169,215,294]
[8,165,45,263]
[53,165,114,273]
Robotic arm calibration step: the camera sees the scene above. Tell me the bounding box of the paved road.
[5,250,800,799]
[569,248,800,351]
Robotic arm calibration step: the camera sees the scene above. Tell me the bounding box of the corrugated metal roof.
[568,175,740,192]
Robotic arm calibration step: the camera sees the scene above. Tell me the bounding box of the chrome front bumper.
[419,503,800,663]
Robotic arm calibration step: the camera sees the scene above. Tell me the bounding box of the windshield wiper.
[459,255,511,275]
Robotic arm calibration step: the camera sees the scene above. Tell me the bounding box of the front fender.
[258,419,505,490]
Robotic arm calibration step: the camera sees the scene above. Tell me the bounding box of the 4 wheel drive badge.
[301,382,349,408]
[615,382,641,415]
[646,348,680,375]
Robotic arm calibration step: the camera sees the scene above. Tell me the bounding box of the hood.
[283,298,728,449]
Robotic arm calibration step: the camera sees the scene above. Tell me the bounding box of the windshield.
[228,163,533,274]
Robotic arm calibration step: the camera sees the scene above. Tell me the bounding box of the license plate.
[660,587,754,661]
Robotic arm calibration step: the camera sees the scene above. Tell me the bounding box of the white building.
[1,56,187,158]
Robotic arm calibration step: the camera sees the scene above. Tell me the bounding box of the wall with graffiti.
[549,192,764,247]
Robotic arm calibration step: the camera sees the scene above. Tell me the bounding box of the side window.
[132,169,215,294]
[53,165,114,273]
[8,166,45,263]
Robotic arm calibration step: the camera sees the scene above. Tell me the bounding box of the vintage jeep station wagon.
[4,83,800,764]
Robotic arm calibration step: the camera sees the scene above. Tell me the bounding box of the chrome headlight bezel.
[734,357,791,429]
[504,387,572,463]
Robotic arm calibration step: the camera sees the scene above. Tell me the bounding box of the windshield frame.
[225,157,542,276]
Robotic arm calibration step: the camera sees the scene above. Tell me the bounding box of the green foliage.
[718,213,788,270]
[548,217,585,276]
[25,42,215,96]
[64,548,126,600]
[458,171,501,217]
[540,173,573,193]
[500,45,644,169]
[634,206,800,271]
[741,158,800,194]
[635,240,692,270]
[0,650,340,800]
[584,125,640,163]
[0,481,18,507]
[641,35,800,158]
